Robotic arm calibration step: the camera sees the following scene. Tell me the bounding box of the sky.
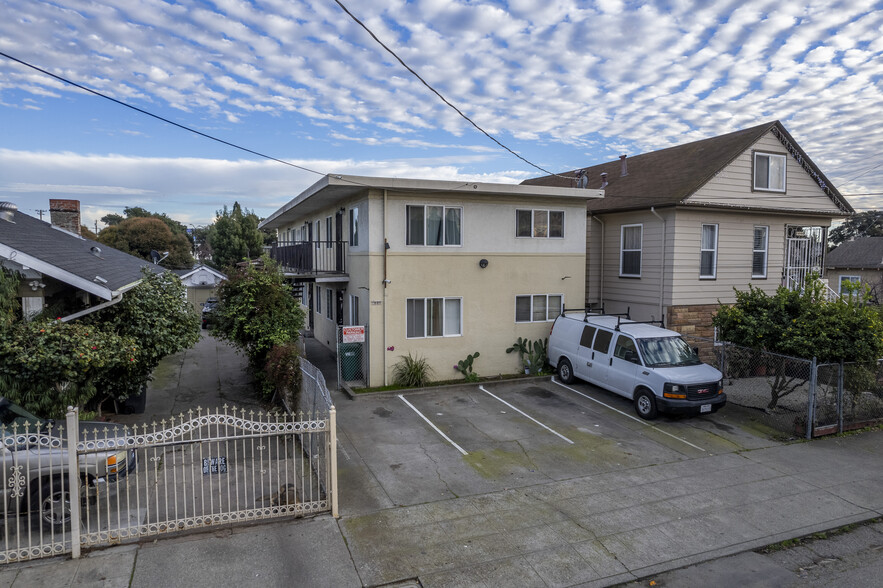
[0,0,882,230]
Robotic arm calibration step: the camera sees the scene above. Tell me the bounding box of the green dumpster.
[340,342,363,381]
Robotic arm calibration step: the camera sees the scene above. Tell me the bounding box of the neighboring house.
[259,175,603,387]
[522,121,854,337]
[174,264,226,312]
[825,237,883,302]
[0,200,163,321]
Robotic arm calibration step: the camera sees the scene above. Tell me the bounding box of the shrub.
[264,342,302,410]
[392,353,433,387]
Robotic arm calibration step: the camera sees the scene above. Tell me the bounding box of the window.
[315,220,321,249]
[326,289,333,319]
[406,205,461,246]
[349,207,359,247]
[593,330,613,353]
[350,295,359,325]
[700,224,718,278]
[752,226,768,278]
[839,275,861,294]
[516,209,564,238]
[515,294,563,322]
[579,326,597,348]
[316,286,321,314]
[613,336,639,363]
[406,297,461,338]
[326,216,333,247]
[754,152,786,192]
[620,224,642,277]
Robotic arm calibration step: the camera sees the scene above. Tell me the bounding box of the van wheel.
[634,389,658,420]
[557,358,574,384]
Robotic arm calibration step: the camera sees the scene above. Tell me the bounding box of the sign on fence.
[342,326,365,343]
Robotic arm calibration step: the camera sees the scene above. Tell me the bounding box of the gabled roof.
[177,264,226,281]
[522,121,853,215]
[826,237,883,269]
[0,208,163,300]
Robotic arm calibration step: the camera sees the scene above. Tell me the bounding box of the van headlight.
[663,383,686,399]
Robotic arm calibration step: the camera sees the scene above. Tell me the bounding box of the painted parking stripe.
[398,395,468,456]
[551,378,706,452]
[479,386,574,444]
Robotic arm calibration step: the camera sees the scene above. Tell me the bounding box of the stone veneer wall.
[666,304,720,339]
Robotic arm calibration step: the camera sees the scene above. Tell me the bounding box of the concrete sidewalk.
[0,335,879,587]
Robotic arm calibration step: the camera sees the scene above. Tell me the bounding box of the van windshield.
[638,337,701,368]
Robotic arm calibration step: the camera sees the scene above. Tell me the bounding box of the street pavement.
[0,334,880,587]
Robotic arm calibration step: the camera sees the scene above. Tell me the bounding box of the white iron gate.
[0,369,336,563]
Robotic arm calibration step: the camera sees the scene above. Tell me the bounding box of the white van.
[548,312,725,419]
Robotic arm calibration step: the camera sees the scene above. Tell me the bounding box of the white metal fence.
[0,361,336,564]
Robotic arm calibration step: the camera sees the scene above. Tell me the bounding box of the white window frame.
[700,223,719,279]
[839,275,861,294]
[515,294,563,323]
[753,152,787,193]
[349,294,359,325]
[316,285,321,314]
[620,224,643,278]
[349,207,359,247]
[406,205,462,247]
[516,209,565,239]
[405,297,462,338]
[752,226,769,278]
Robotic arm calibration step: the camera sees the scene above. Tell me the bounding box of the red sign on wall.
[342,326,365,343]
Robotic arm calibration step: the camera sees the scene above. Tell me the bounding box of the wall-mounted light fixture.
[562,275,571,280]
[479,259,489,269]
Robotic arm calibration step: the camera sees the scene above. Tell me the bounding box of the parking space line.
[551,378,706,452]
[397,395,468,456]
[479,386,574,444]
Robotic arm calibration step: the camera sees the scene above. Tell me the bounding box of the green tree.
[211,255,304,398]
[0,268,20,328]
[0,270,199,418]
[97,217,194,269]
[713,280,883,409]
[207,202,265,270]
[101,213,124,227]
[829,211,883,248]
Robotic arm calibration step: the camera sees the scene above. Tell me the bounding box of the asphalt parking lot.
[335,377,780,515]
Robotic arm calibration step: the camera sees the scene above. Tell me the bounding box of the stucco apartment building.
[523,121,854,337]
[260,175,602,387]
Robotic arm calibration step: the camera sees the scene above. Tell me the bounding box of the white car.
[548,312,726,419]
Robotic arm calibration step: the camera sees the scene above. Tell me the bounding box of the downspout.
[382,189,389,386]
[591,215,605,308]
[650,207,665,323]
[59,292,124,322]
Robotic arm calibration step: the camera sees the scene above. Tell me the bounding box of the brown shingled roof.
[521,121,852,215]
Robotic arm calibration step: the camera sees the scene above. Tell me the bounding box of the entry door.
[784,226,825,290]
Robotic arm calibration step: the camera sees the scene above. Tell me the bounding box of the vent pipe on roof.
[619,155,628,177]
[0,202,17,223]
[600,172,608,188]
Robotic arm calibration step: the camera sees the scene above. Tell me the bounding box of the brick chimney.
[49,199,81,235]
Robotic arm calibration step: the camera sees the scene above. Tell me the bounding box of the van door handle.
[609,358,613,366]
[586,362,592,367]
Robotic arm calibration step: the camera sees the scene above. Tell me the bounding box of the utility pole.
[36,209,46,220]
[94,220,99,234]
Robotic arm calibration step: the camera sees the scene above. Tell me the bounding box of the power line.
[332,0,569,179]
[0,50,326,177]
[840,159,883,185]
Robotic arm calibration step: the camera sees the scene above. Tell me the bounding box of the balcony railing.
[268,240,348,276]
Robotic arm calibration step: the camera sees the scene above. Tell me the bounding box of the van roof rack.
[560,305,631,323]
[614,316,665,331]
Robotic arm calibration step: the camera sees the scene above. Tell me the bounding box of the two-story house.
[522,121,854,337]
[259,175,603,387]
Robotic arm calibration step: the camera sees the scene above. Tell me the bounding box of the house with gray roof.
[523,121,854,336]
[826,237,883,302]
[0,201,163,321]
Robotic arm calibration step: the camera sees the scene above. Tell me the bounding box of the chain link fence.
[685,336,883,439]
[337,325,367,387]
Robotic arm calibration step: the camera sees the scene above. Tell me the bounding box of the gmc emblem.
[697,388,710,394]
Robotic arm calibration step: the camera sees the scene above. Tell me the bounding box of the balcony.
[267,240,348,278]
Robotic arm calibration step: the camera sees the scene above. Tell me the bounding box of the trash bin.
[340,342,362,381]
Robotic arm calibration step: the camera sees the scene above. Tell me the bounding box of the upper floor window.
[406,205,462,246]
[315,220,321,249]
[516,209,564,238]
[752,226,768,278]
[326,216,333,247]
[515,294,563,322]
[700,224,718,279]
[349,207,359,247]
[620,224,642,277]
[754,152,786,192]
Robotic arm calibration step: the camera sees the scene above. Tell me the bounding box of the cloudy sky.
[1,0,882,229]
